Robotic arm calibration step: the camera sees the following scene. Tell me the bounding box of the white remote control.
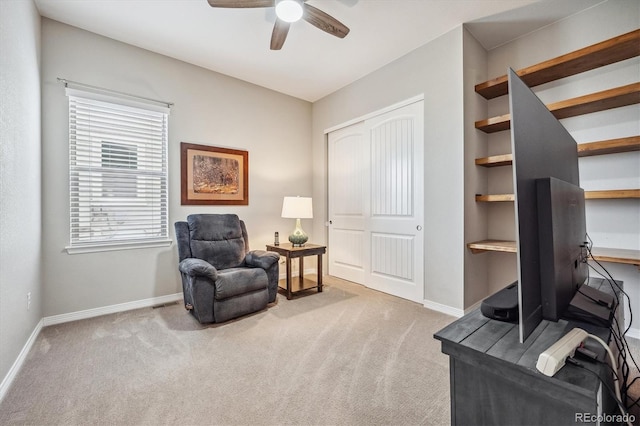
[536,328,588,377]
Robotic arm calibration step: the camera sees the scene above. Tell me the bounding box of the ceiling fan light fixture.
[275,0,304,23]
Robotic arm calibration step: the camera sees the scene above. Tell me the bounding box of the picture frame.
[180,142,248,205]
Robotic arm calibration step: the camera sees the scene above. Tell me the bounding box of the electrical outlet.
[27,292,31,310]
[536,328,587,376]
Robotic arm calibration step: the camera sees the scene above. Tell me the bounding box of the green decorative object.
[281,196,313,247]
[288,218,309,246]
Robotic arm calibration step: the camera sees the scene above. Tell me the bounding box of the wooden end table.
[265,243,327,300]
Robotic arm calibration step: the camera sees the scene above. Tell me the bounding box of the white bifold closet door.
[328,100,424,303]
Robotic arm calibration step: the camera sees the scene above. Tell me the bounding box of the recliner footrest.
[214,268,268,300]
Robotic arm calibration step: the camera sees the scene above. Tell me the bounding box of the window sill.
[65,239,172,255]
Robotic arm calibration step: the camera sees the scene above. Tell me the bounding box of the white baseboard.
[423,299,464,318]
[0,319,43,403]
[43,292,183,326]
[464,300,483,315]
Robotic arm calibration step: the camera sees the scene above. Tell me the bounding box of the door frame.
[324,94,425,300]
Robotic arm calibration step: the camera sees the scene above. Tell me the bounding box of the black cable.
[566,357,632,425]
[584,233,640,413]
[626,379,640,410]
[583,238,623,323]
[611,314,638,374]
[578,287,616,310]
[607,284,640,391]
[608,320,635,409]
[585,237,632,347]
[585,234,631,326]
[589,352,621,383]
[587,262,630,331]
[601,281,639,411]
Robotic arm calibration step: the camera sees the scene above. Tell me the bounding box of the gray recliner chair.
[174,214,279,323]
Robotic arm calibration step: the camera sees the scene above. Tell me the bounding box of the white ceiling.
[34,0,604,102]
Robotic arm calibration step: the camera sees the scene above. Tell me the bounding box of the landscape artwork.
[181,143,248,205]
[193,155,239,195]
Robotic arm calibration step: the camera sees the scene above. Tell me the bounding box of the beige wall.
[0,0,42,393]
[40,19,312,317]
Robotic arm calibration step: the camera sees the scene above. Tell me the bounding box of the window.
[101,142,139,198]
[66,87,170,253]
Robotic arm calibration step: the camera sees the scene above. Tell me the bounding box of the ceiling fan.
[207,0,350,50]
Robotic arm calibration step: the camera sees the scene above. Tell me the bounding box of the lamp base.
[288,218,308,247]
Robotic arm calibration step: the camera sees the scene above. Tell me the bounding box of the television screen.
[508,68,582,342]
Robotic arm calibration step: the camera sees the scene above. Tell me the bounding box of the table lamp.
[281,196,313,246]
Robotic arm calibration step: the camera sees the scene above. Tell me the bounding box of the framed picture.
[180,142,248,205]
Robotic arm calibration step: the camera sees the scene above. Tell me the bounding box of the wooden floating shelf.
[578,135,640,157]
[586,189,640,199]
[590,247,640,267]
[475,154,513,168]
[476,194,514,202]
[476,190,640,202]
[467,240,516,254]
[471,31,640,271]
[475,83,640,133]
[475,136,640,168]
[475,113,512,133]
[467,240,640,267]
[475,29,640,99]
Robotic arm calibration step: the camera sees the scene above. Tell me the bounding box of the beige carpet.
[0,277,455,425]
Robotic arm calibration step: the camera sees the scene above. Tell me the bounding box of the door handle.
[416,225,422,231]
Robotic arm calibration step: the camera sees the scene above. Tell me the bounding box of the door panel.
[371,232,414,281]
[370,117,414,217]
[328,123,367,284]
[366,102,424,302]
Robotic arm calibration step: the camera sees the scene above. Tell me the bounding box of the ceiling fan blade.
[302,4,350,39]
[207,0,274,8]
[270,19,290,50]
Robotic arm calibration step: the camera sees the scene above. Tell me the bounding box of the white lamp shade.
[281,196,313,219]
[275,0,304,23]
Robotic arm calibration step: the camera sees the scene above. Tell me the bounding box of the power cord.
[585,233,631,333]
[566,357,633,426]
[587,333,622,403]
[584,232,639,413]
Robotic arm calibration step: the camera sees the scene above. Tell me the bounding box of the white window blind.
[66,88,170,252]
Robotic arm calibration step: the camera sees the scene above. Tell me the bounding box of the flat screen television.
[508,68,593,342]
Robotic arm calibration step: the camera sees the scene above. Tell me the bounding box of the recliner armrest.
[179,258,218,281]
[245,250,279,270]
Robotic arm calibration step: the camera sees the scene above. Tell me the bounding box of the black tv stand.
[434,278,622,425]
